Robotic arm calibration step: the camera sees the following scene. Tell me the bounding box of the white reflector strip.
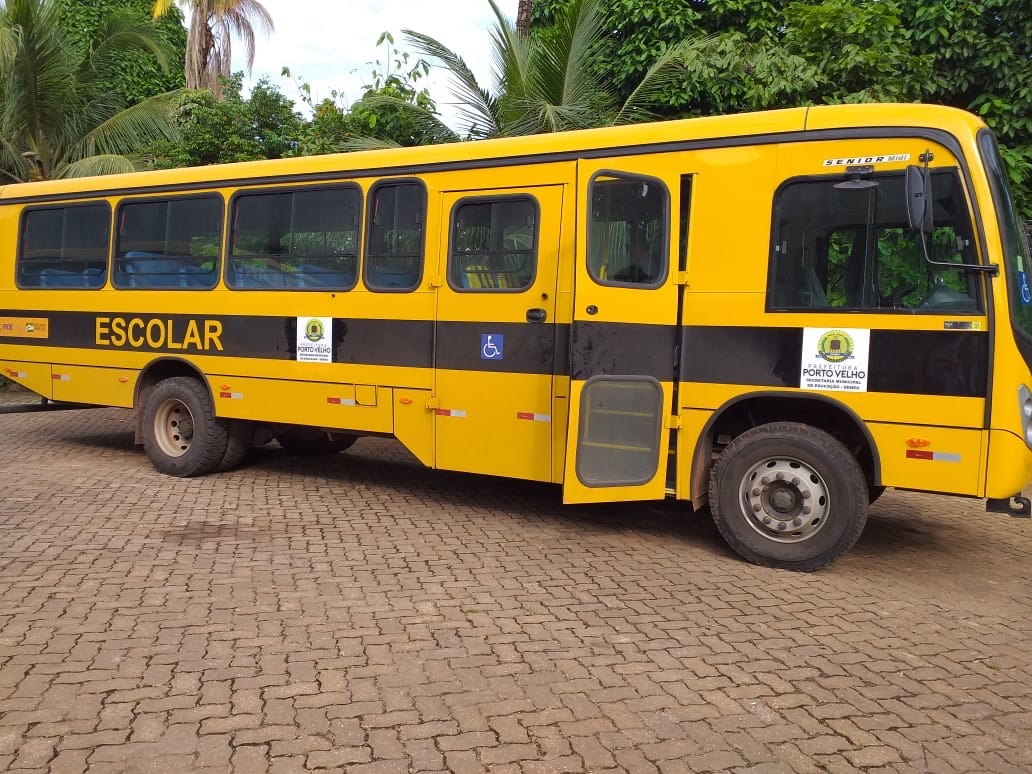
[327,397,357,406]
[516,412,551,422]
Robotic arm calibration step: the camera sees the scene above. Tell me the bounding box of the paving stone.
[0,403,1030,773]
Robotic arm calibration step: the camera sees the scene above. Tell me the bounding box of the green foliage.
[530,0,1032,216]
[60,0,186,104]
[149,74,302,167]
[290,32,447,155]
[0,0,179,181]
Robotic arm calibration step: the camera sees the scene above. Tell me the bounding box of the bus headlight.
[1021,385,1032,450]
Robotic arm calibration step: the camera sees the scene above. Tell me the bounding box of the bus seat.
[82,267,105,288]
[179,265,214,288]
[39,268,90,288]
[122,253,184,288]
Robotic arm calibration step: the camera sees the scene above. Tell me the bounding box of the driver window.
[768,169,981,312]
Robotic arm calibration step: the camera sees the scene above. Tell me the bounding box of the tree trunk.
[516,0,532,38]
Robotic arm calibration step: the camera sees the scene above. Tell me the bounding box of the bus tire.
[708,422,868,571]
[142,377,229,477]
[276,427,357,456]
[216,420,253,472]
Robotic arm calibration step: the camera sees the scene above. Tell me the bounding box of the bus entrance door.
[562,162,681,504]
[432,185,564,482]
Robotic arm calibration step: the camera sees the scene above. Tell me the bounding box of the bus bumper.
[985,428,1032,498]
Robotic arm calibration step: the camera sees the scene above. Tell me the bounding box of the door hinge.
[428,275,443,288]
[673,271,690,286]
[664,415,682,430]
[426,395,440,410]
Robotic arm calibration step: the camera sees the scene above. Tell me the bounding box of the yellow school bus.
[2,103,1031,571]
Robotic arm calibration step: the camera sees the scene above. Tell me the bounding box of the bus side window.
[228,185,360,290]
[768,169,981,313]
[114,196,222,289]
[448,197,537,292]
[365,181,425,292]
[16,203,110,289]
[587,172,668,288]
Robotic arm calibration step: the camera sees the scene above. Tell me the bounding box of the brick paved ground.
[1,393,1031,773]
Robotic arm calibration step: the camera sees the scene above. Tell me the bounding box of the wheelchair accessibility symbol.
[1020,272,1032,306]
[481,334,504,360]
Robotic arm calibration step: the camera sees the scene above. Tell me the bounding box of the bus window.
[588,172,669,287]
[114,196,222,289]
[768,169,981,312]
[365,181,425,291]
[16,203,110,289]
[448,196,537,291]
[227,185,360,290]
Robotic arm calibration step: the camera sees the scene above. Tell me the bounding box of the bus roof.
[0,102,987,201]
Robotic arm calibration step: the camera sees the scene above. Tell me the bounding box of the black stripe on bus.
[2,311,990,396]
[680,325,989,398]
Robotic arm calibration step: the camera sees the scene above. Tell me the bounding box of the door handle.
[526,308,547,323]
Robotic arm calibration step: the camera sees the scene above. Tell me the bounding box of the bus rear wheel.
[276,427,356,456]
[708,422,868,571]
[142,377,229,477]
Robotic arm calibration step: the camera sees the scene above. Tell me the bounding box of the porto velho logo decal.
[817,330,854,363]
[304,318,325,343]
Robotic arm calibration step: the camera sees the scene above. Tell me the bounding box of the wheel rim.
[153,398,195,458]
[738,456,830,543]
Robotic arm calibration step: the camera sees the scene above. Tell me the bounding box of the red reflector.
[906,450,934,460]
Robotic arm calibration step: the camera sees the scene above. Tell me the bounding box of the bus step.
[986,496,1032,518]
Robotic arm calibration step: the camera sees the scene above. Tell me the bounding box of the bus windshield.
[978,131,1032,362]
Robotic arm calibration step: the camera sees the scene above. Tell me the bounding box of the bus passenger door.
[432,185,563,482]
[563,163,682,504]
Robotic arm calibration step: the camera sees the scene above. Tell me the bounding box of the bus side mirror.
[906,165,933,234]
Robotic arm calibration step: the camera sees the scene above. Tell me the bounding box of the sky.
[229,0,514,132]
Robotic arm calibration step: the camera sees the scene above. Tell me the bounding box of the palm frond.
[486,0,531,102]
[356,93,460,144]
[614,35,719,125]
[87,12,171,77]
[403,29,499,138]
[72,90,181,160]
[57,154,137,179]
[151,0,176,21]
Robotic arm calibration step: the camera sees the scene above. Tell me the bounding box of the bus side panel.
[50,364,135,408]
[393,388,434,468]
[0,359,53,400]
[208,375,394,434]
[867,422,984,496]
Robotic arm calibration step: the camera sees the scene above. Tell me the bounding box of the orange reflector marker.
[399,397,413,405]
[118,377,128,384]
[906,437,931,448]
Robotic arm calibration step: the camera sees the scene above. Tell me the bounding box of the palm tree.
[398,0,713,140]
[516,0,532,37]
[0,0,179,181]
[151,0,272,98]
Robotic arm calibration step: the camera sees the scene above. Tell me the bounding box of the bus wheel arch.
[133,357,210,443]
[134,360,231,477]
[690,392,881,508]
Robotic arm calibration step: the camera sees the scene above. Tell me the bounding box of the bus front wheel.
[708,422,868,571]
[142,377,230,477]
